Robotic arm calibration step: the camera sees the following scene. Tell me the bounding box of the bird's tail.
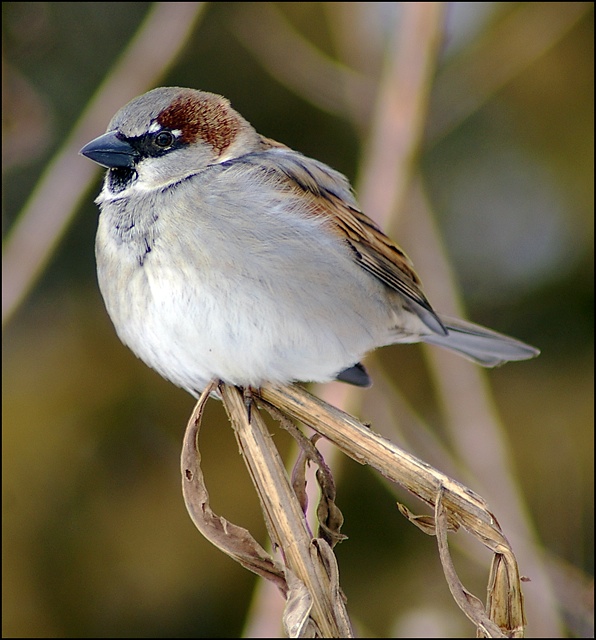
[422,315,540,367]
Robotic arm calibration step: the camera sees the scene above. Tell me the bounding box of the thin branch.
[181,381,287,593]
[220,384,353,638]
[2,2,206,325]
[357,2,445,226]
[258,383,526,637]
[230,3,374,126]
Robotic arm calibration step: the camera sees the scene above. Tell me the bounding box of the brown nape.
[157,92,240,154]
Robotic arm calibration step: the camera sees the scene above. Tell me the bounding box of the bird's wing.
[243,144,446,335]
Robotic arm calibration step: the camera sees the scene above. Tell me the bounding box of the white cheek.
[135,158,180,189]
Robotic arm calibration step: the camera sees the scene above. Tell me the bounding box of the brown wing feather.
[230,143,447,334]
[311,193,447,335]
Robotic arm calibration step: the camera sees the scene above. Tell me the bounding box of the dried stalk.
[219,384,353,638]
[257,383,526,638]
[182,382,353,638]
[181,379,525,637]
[180,381,287,593]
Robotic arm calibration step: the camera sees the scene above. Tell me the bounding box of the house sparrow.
[80,87,539,396]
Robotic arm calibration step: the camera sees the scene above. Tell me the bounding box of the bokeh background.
[3,2,593,637]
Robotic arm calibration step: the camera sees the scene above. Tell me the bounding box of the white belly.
[97,230,398,395]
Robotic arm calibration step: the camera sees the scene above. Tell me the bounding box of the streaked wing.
[247,144,447,335]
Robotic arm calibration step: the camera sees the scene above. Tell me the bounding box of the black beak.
[80,131,137,169]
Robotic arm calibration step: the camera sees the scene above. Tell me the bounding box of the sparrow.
[80,87,539,396]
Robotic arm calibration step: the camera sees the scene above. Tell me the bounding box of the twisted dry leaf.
[181,380,526,637]
[180,380,287,594]
[257,383,526,637]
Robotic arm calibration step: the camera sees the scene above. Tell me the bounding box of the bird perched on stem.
[81,87,539,397]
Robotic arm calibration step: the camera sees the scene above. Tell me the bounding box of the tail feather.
[422,315,540,367]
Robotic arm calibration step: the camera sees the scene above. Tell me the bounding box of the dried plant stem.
[220,385,353,638]
[181,381,287,591]
[357,2,445,226]
[182,380,525,636]
[257,383,526,637]
[260,384,494,532]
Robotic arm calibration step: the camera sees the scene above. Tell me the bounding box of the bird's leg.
[242,386,256,422]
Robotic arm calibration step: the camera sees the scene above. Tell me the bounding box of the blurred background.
[2,2,593,637]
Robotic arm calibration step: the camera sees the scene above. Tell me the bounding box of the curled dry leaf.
[283,568,316,638]
[180,380,287,594]
[397,501,460,535]
[180,379,526,637]
[434,487,507,638]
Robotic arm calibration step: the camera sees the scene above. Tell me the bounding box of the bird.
[80,87,539,397]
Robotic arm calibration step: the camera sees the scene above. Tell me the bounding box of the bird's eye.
[154,131,174,148]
